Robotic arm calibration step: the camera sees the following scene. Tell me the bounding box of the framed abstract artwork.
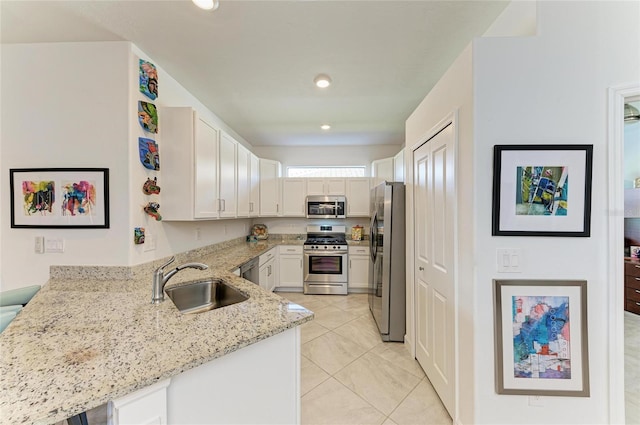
[493,279,589,397]
[492,145,593,237]
[10,168,110,228]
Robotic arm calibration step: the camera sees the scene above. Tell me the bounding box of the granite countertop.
[0,237,313,425]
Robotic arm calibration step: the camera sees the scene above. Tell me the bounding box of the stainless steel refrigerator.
[368,181,406,342]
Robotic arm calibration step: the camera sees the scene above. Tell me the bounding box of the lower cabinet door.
[109,379,170,425]
[349,255,369,290]
[278,255,303,289]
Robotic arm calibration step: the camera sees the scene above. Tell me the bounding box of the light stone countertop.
[0,236,312,425]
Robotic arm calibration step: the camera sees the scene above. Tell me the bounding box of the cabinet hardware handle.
[350,260,352,269]
[636,265,640,269]
[276,203,279,213]
[419,266,424,271]
[300,259,303,268]
[222,199,226,211]
[249,202,253,212]
[636,290,640,294]
[636,277,640,281]
[637,302,640,306]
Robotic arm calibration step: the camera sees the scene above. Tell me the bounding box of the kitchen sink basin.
[165,278,248,314]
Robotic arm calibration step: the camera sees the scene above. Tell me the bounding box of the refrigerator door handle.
[369,212,378,263]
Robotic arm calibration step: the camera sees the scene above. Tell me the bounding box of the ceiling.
[0,0,508,147]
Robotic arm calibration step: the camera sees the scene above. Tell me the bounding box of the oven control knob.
[324,246,328,249]
[333,246,337,249]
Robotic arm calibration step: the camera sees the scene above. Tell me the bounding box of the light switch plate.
[143,234,156,252]
[45,238,64,253]
[34,236,44,254]
[496,248,522,273]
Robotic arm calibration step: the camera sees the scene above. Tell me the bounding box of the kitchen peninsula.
[0,237,313,425]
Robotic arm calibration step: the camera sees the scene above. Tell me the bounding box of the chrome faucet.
[151,256,209,304]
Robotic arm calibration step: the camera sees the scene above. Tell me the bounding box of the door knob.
[418,266,424,271]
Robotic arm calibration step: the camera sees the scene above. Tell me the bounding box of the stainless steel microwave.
[306,196,346,219]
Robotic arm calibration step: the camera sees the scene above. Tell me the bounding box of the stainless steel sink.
[165,279,248,314]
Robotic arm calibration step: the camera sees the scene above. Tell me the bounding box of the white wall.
[0,42,253,290]
[253,145,401,176]
[405,43,475,425]
[1,42,132,289]
[473,1,639,424]
[127,44,252,266]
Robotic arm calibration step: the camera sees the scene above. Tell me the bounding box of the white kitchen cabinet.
[167,328,300,424]
[160,107,219,220]
[259,248,277,292]
[249,154,260,217]
[348,245,370,292]
[277,245,303,290]
[218,131,237,218]
[393,149,405,182]
[236,144,251,217]
[109,379,170,425]
[306,178,346,196]
[281,178,307,217]
[260,159,282,216]
[345,178,371,217]
[371,157,394,186]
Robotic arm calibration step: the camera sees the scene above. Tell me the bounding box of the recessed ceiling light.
[321,124,331,130]
[314,74,332,88]
[192,0,219,11]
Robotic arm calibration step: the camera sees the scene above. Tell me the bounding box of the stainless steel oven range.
[303,225,348,295]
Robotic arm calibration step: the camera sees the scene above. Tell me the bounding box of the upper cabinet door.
[345,178,370,217]
[306,178,346,196]
[260,159,282,216]
[371,158,394,186]
[393,149,405,182]
[236,144,251,218]
[249,154,260,217]
[218,131,237,218]
[160,107,219,220]
[281,178,307,217]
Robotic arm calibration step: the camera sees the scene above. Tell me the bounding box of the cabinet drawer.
[625,262,640,277]
[626,299,640,315]
[259,248,276,266]
[348,246,370,256]
[625,274,640,291]
[626,286,640,302]
[279,245,303,255]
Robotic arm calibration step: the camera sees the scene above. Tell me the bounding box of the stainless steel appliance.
[369,182,406,342]
[303,225,348,295]
[306,196,346,219]
[239,257,259,285]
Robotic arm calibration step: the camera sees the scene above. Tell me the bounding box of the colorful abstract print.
[512,296,571,380]
[22,180,55,215]
[61,180,96,216]
[516,166,568,216]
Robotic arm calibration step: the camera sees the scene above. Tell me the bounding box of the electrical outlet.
[224,225,228,235]
[34,236,44,254]
[528,395,544,407]
[195,227,202,240]
[144,234,156,252]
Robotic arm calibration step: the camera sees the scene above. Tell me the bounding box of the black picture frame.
[10,168,110,229]
[491,145,593,237]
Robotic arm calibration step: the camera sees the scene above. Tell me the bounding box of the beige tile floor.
[280,292,451,425]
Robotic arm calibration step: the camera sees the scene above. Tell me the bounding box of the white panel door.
[413,123,455,416]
